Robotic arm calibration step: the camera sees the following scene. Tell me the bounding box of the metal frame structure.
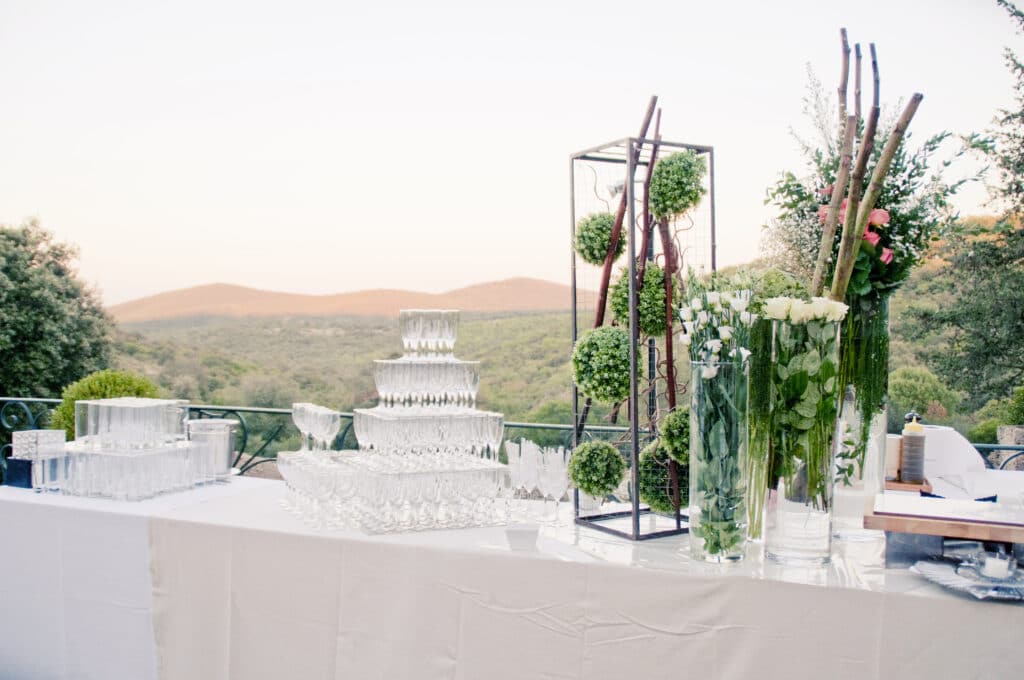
[569,137,717,541]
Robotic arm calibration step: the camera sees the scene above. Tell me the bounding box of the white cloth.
[148,483,1024,680]
[0,478,273,680]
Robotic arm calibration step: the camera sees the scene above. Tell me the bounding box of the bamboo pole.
[854,44,863,123]
[830,43,880,302]
[810,115,857,296]
[838,28,850,128]
[658,218,678,409]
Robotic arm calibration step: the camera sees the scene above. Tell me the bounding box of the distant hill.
[109,277,589,323]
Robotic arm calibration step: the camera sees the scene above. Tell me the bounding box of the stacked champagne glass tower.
[278,310,509,533]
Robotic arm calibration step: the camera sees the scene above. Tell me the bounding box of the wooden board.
[864,509,1024,543]
[884,478,932,494]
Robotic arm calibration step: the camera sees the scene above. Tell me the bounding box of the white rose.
[691,297,703,311]
[763,297,792,320]
[729,290,752,313]
[683,321,696,335]
[706,339,723,353]
[697,310,710,325]
[679,307,693,321]
[706,292,721,305]
[809,297,831,320]
[739,311,754,325]
[718,325,733,341]
[789,300,811,324]
[701,364,719,380]
[826,300,849,322]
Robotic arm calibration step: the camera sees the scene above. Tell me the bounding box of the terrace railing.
[2,396,1022,477]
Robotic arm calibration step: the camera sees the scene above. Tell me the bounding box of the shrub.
[649,151,707,220]
[50,369,161,439]
[568,440,626,497]
[660,408,690,464]
[572,326,640,403]
[610,263,667,336]
[968,418,1001,445]
[574,213,622,266]
[638,438,687,514]
[889,366,961,423]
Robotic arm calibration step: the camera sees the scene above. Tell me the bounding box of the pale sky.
[0,0,1015,304]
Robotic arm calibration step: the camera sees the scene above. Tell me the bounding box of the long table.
[2,479,1021,680]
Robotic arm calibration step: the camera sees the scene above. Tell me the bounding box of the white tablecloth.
[3,479,1022,680]
[147,484,1023,680]
[0,478,274,680]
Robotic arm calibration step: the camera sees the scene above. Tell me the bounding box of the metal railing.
[0,397,635,478]
[3,396,1022,475]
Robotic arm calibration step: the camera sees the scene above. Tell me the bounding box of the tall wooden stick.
[855,94,923,230]
[838,28,851,128]
[593,97,657,328]
[830,43,880,302]
[854,44,863,123]
[810,115,857,296]
[637,110,663,287]
[658,218,678,409]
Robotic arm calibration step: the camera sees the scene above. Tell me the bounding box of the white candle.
[982,555,1012,579]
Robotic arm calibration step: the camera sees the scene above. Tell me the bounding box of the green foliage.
[660,407,690,464]
[650,151,707,220]
[0,220,112,396]
[568,440,626,497]
[610,263,667,336]
[574,213,622,266]
[638,439,686,514]
[908,223,1024,410]
[571,326,640,403]
[969,419,1001,445]
[888,366,961,422]
[50,370,161,439]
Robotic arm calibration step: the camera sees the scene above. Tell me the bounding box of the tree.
[888,366,961,421]
[0,220,113,396]
[907,1,1024,409]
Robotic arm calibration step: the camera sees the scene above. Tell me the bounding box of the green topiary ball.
[572,326,641,403]
[638,438,687,514]
[610,263,667,336]
[50,369,162,440]
[568,440,627,497]
[650,151,707,221]
[660,408,690,465]
[574,212,623,266]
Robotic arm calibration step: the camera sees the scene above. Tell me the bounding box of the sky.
[0,0,1017,305]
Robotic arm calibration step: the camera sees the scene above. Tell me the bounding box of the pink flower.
[880,247,894,264]
[841,197,848,211]
[818,205,829,224]
[862,230,881,247]
[869,208,890,227]
[817,185,833,199]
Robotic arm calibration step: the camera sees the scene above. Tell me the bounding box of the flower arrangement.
[568,440,627,498]
[679,285,755,561]
[762,297,849,496]
[610,263,667,336]
[638,439,686,515]
[574,212,623,266]
[650,151,707,220]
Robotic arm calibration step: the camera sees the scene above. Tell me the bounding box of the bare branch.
[811,115,857,296]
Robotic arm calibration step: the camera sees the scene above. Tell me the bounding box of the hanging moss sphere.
[574,212,623,266]
[572,326,641,403]
[650,151,707,221]
[610,263,667,336]
[638,439,687,514]
[568,440,627,498]
[660,408,690,465]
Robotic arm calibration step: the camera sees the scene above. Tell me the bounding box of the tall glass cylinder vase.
[689,360,749,563]
[764,318,842,564]
[833,294,890,541]
[745,319,773,541]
